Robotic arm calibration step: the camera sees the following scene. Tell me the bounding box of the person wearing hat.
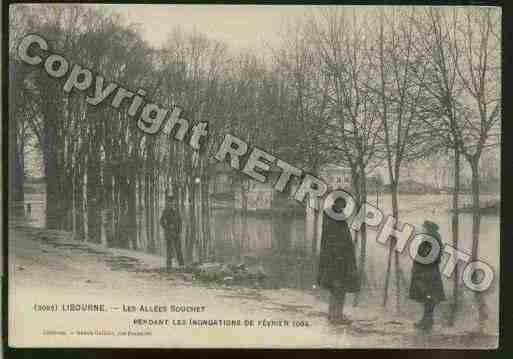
[317,196,360,325]
[409,220,446,330]
[160,195,184,268]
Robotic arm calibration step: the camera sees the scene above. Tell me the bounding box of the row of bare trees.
[10,5,499,324]
[271,7,499,323]
[9,5,309,259]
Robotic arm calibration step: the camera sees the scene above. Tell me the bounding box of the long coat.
[160,207,181,237]
[409,230,446,303]
[317,213,360,293]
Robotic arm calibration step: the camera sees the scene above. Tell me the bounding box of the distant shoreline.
[451,201,500,215]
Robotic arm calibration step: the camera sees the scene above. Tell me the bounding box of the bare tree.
[273,18,333,253]
[450,8,500,328]
[309,8,384,305]
[367,7,439,310]
[409,7,468,324]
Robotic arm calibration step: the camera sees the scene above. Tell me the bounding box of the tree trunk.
[144,165,151,251]
[241,180,249,250]
[201,170,212,261]
[103,149,115,247]
[73,158,85,241]
[470,157,486,330]
[86,140,102,243]
[449,148,461,326]
[62,167,74,231]
[9,66,25,216]
[311,209,319,255]
[44,101,62,230]
[113,160,122,246]
[127,165,138,250]
[116,165,129,249]
[354,165,367,307]
[470,159,481,262]
[383,180,400,309]
[9,106,25,209]
[186,183,196,264]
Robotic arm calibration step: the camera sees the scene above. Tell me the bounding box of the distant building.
[366,174,385,193]
[318,164,352,191]
[210,162,294,211]
[211,162,352,211]
[383,179,439,194]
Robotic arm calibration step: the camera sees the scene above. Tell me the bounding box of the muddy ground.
[8,220,498,348]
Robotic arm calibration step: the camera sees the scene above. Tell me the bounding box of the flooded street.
[206,193,500,336]
[9,219,498,348]
[18,186,500,344]
[9,4,500,349]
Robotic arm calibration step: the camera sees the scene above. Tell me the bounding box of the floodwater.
[206,193,500,335]
[19,187,500,336]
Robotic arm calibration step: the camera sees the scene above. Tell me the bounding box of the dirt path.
[8,221,497,348]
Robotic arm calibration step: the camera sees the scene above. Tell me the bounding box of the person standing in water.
[409,220,446,331]
[317,197,360,324]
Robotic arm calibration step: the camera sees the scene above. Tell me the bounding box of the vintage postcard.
[7,3,500,348]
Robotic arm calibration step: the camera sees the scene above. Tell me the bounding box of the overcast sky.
[99,5,314,53]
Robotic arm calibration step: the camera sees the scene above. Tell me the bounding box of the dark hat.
[423,220,439,233]
[334,197,347,206]
[333,197,347,211]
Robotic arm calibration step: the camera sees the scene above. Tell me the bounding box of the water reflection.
[203,194,499,335]
[208,209,316,289]
[19,190,499,335]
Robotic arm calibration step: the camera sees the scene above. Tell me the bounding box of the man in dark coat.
[409,220,446,330]
[317,197,360,324]
[160,196,184,269]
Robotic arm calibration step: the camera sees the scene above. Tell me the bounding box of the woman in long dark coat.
[317,197,360,324]
[409,220,446,330]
